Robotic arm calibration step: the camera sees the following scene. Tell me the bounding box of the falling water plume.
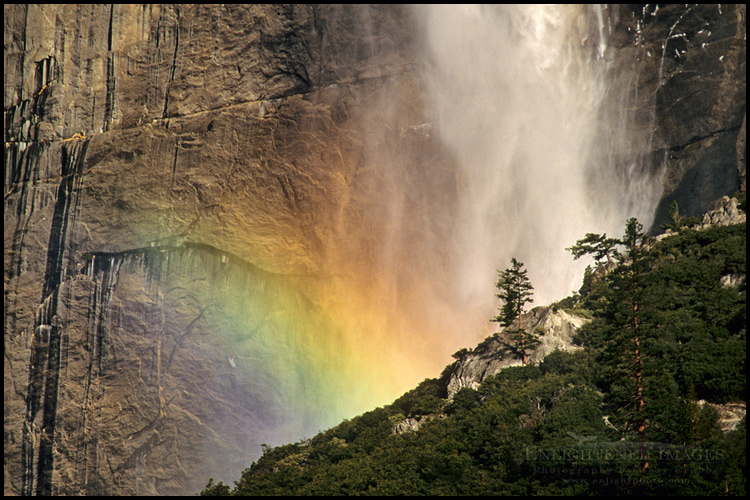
[410,4,664,334]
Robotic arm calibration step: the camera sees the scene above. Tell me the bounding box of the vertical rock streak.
[5,142,50,282]
[162,8,181,119]
[73,254,121,495]
[40,242,352,493]
[21,138,89,495]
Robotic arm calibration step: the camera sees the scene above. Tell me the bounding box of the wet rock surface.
[619,4,746,225]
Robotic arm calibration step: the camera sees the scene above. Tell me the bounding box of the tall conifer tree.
[493,258,539,365]
[569,218,650,472]
[620,218,648,471]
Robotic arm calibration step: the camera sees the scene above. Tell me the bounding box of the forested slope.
[202,216,746,496]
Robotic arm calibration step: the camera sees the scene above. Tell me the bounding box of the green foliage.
[493,258,540,364]
[474,332,500,353]
[202,221,745,496]
[683,215,701,228]
[566,232,620,264]
[662,199,684,231]
[445,387,481,415]
[451,347,471,360]
[539,349,596,384]
[731,190,746,212]
[493,257,534,328]
[392,378,446,417]
[551,292,581,311]
[490,364,543,383]
[583,223,745,405]
[621,217,646,260]
[200,478,231,496]
[668,199,681,225]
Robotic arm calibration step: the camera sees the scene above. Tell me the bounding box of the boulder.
[698,195,747,228]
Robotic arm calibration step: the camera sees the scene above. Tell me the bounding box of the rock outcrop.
[698,195,747,228]
[652,194,746,249]
[719,273,746,289]
[391,414,443,435]
[697,400,747,433]
[446,307,588,398]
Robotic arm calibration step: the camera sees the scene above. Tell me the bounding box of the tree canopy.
[493,258,539,365]
[202,220,746,496]
[566,232,620,264]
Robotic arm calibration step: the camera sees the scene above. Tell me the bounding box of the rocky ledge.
[446,306,588,399]
[698,195,746,228]
[697,400,746,433]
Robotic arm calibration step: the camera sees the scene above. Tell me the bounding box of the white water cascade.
[413,5,664,320]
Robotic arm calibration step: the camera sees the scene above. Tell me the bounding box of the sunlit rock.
[446,306,589,399]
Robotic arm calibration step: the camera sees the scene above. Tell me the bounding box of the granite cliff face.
[608,4,746,225]
[5,5,446,495]
[4,4,746,496]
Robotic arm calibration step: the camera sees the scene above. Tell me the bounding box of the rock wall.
[5,5,451,495]
[608,4,746,226]
[4,4,746,496]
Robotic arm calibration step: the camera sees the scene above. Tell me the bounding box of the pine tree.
[493,258,539,365]
[661,199,683,231]
[568,218,650,471]
[566,233,620,265]
[620,218,647,464]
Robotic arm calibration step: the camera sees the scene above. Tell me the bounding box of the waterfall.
[412,4,663,320]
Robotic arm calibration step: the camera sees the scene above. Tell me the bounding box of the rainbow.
[88,239,474,443]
